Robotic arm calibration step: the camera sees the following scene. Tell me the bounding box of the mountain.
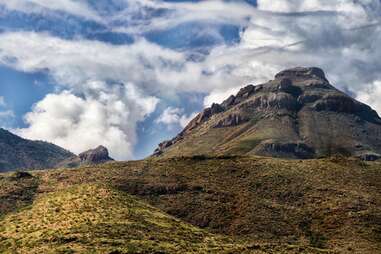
[0,128,75,172]
[154,67,381,161]
[1,156,380,253]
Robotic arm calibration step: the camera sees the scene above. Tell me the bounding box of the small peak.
[79,145,114,165]
[275,67,327,81]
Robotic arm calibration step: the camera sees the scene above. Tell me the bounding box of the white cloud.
[0,32,189,93]
[0,96,6,107]
[0,0,102,22]
[16,87,158,160]
[0,110,14,118]
[0,0,381,159]
[156,107,197,128]
[110,0,255,35]
[357,80,381,114]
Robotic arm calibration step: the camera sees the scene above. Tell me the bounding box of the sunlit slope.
[0,184,249,253]
[0,156,380,253]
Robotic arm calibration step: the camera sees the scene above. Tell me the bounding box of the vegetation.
[0,156,380,253]
[0,184,249,253]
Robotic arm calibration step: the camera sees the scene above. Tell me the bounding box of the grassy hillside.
[0,184,250,253]
[1,156,380,253]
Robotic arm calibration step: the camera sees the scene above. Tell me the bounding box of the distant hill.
[154,67,381,160]
[0,128,75,172]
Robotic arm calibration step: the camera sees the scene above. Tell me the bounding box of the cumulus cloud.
[357,80,381,115]
[0,32,174,159]
[0,0,381,159]
[0,0,102,22]
[16,86,158,160]
[156,107,197,128]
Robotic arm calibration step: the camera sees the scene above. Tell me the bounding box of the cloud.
[156,107,197,128]
[0,31,187,92]
[0,0,102,22]
[0,96,6,107]
[357,80,381,115]
[110,0,255,35]
[16,87,158,160]
[0,0,381,159]
[0,110,14,119]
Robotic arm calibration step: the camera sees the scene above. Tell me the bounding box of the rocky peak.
[79,146,114,165]
[153,67,381,160]
[274,67,327,82]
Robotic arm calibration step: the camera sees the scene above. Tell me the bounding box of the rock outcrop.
[59,146,114,168]
[153,67,381,160]
[79,146,114,165]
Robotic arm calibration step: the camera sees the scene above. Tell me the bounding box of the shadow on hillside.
[0,172,40,218]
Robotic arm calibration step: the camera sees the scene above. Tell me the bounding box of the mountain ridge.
[0,128,75,172]
[0,128,114,172]
[154,67,381,161]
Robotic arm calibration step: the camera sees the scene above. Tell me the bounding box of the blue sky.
[0,0,380,160]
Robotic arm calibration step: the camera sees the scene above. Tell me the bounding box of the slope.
[0,183,253,253]
[1,156,377,253]
[0,128,75,172]
[154,67,381,160]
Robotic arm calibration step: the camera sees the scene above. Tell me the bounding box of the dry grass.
[0,156,380,253]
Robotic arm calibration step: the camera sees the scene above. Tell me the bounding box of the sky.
[0,0,380,160]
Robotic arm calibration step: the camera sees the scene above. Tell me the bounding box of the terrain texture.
[155,67,381,161]
[0,67,380,253]
[0,156,380,253]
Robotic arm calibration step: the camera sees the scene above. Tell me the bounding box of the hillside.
[154,67,381,160]
[0,183,249,253]
[1,156,380,253]
[0,128,75,172]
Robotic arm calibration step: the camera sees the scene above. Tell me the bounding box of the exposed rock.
[153,67,381,160]
[277,78,302,97]
[214,113,249,128]
[275,67,327,81]
[196,103,224,125]
[158,140,173,150]
[236,85,255,98]
[254,141,315,159]
[234,85,256,104]
[79,146,114,165]
[221,95,236,108]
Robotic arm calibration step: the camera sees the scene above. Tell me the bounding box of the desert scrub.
[0,184,247,253]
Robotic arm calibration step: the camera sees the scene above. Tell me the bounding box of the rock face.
[0,128,75,172]
[153,67,381,160]
[79,146,114,165]
[56,146,114,168]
